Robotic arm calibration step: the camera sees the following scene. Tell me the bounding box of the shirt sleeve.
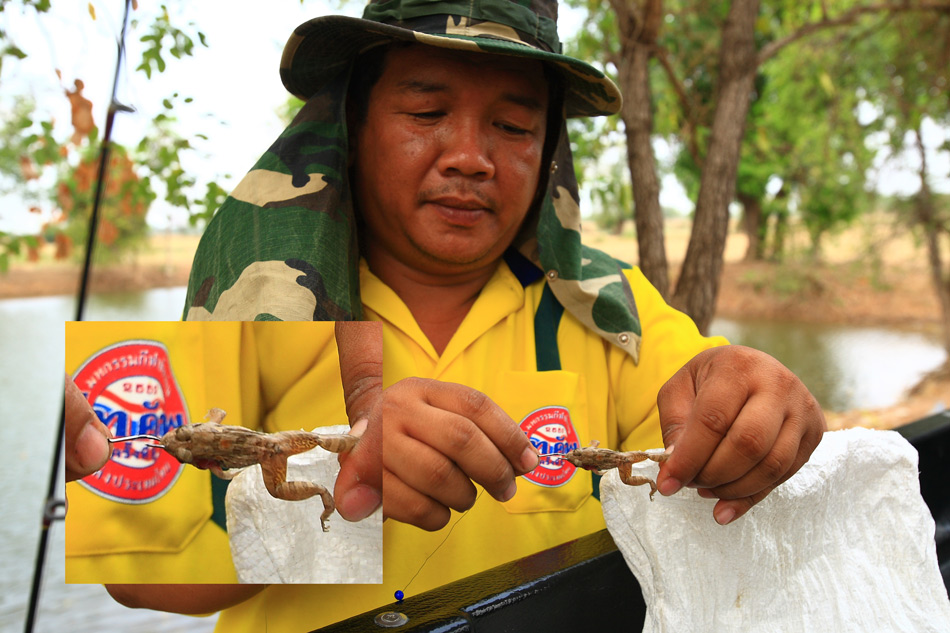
[612,267,729,451]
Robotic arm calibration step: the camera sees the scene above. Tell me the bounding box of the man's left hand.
[655,345,826,525]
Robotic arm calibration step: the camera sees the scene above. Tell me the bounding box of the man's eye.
[498,123,529,135]
[411,111,443,120]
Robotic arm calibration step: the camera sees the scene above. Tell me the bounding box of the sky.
[0,0,692,236]
[0,1,946,236]
[0,1,363,233]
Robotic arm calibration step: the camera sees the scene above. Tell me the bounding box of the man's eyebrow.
[396,79,448,94]
[501,92,545,112]
[395,80,545,111]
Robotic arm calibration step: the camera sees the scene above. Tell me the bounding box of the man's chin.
[410,236,503,270]
[414,246,503,275]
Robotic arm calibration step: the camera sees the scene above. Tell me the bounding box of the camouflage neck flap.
[183,67,643,363]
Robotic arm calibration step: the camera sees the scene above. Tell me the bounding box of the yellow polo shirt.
[213,259,726,632]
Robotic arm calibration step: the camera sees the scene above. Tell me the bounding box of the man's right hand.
[382,378,539,531]
[65,373,112,483]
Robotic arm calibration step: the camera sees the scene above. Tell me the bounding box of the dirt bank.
[587,220,947,430]
[0,233,196,299]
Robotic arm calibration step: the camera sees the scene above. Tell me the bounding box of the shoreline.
[4,230,947,431]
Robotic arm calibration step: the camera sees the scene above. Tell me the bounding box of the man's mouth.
[427,196,491,212]
[426,195,495,227]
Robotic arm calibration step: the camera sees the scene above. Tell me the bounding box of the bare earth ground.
[3,219,947,430]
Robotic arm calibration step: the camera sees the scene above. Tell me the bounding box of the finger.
[657,358,751,494]
[334,418,382,522]
[688,391,784,490]
[703,380,825,500]
[706,412,825,525]
[386,426,478,512]
[335,321,383,424]
[711,486,774,525]
[654,364,696,495]
[704,417,802,501]
[420,380,539,476]
[382,468,451,531]
[64,374,112,482]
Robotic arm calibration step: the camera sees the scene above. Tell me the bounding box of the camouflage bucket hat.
[281,0,622,118]
[186,0,643,364]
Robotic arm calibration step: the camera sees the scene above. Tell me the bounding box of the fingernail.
[715,506,737,525]
[658,477,682,496]
[499,480,517,503]
[340,484,381,522]
[349,418,368,437]
[519,446,539,472]
[76,423,111,472]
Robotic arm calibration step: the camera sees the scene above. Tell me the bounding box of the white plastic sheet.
[601,428,950,632]
[226,425,382,583]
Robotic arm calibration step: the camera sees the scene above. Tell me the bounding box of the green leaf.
[3,45,27,60]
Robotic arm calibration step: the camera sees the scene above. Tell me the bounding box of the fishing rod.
[24,1,134,631]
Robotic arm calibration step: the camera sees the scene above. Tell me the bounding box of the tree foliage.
[0,1,226,270]
[565,0,950,332]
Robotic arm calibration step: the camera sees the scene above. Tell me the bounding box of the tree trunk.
[912,126,950,357]
[768,182,789,261]
[611,215,625,235]
[672,0,761,333]
[737,191,764,261]
[611,0,670,299]
[770,208,788,262]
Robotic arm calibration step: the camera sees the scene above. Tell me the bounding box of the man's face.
[353,44,549,278]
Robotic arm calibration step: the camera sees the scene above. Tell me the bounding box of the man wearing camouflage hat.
[104,0,825,629]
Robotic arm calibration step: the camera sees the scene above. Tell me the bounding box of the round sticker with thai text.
[520,406,580,487]
[73,340,188,503]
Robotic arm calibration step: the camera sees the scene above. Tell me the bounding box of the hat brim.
[280,15,622,118]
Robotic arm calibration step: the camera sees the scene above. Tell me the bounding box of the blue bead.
[394,590,404,602]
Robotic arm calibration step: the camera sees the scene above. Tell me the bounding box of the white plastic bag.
[601,428,950,632]
[226,425,382,583]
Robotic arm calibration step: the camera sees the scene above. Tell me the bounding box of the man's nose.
[436,119,494,179]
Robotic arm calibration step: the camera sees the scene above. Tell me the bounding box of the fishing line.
[395,488,486,602]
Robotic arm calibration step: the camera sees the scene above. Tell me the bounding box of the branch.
[758,1,950,64]
[653,44,703,167]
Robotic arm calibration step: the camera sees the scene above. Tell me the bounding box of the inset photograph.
[64,320,382,585]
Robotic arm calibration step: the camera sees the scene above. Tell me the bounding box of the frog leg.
[617,462,659,501]
[260,456,335,532]
[314,433,359,454]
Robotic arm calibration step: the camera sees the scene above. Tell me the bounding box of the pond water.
[710,317,946,413]
[0,287,944,632]
[0,287,215,633]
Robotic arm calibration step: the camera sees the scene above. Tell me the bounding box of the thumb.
[64,374,112,482]
[654,364,696,495]
[334,417,382,522]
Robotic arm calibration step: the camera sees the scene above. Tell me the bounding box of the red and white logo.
[519,406,580,487]
[73,341,188,503]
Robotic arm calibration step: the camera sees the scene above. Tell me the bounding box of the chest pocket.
[489,369,592,513]
[489,252,595,513]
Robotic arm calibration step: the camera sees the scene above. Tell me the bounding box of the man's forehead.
[381,44,549,94]
[384,44,547,103]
